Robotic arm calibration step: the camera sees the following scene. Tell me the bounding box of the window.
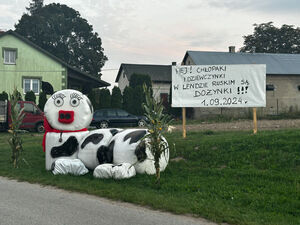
[23,103,35,113]
[23,78,40,94]
[117,110,128,117]
[3,49,17,64]
[266,84,275,91]
[107,109,116,117]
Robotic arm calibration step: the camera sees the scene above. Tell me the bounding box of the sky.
[1,0,300,89]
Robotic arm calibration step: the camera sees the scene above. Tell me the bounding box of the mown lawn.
[0,129,299,225]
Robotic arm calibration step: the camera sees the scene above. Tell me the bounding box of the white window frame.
[23,78,40,95]
[4,49,17,64]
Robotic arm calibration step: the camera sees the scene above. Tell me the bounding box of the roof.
[0,30,110,87]
[183,51,300,75]
[115,63,171,83]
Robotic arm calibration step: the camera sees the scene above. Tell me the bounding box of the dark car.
[91,108,148,128]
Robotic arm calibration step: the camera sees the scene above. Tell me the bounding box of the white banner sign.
[172,64,266,108]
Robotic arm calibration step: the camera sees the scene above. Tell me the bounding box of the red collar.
[42,117,88,152]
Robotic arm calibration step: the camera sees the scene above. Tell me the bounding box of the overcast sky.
[1,0,300,89]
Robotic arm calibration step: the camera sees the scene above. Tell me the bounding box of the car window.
[95,110,104,117]
[107,109,116,117]
[117,110,128,117]
[23,103,35,113]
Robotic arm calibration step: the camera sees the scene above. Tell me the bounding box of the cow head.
[44,89,93,131]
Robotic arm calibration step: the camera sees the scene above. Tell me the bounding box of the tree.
[38,91,47,111]
[129,73,152,88]
[99,89,111,109]
[15,3,107,77]
[132,86,145,115]
[111,86,122,109]
[240,22,300,53]
[26,0,43,15]
[0,91,8,101]
[127,74,152,115]
[123,86,134,114]
[25,91,36,103]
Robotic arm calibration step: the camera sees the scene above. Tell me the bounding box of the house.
[182,48,300,118]
[115,63,171,104]
[0,30,110,99]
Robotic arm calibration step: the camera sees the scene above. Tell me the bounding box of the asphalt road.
[0,177,217,225]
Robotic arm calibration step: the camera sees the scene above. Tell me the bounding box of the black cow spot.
[51,136,79,158]
[123,130,147,144]
[135,140,147,162]
[110,129,119,136]
[96,140,114,164]
[81,133,104,149]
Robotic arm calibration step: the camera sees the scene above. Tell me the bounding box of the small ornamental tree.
[8,88,25,168]
[0,91,8,101]
[38,91,47,111]
[15,90,23,101]
[142,84,173,185]
[111,86,122,109]
[129,73,152,88]
[123,86,134,114]
[99,88,111,109]
[25,91,36,103]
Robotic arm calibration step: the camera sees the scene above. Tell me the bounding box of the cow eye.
[54,97,64,107]
[70,97,80,107]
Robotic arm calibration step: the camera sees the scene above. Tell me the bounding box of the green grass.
[0,130,299,225]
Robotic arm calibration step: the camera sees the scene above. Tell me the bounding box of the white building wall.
[152,83,170,101]
[117,70,129,94]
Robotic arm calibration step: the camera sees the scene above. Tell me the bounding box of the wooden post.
[253,107,257,134]
[182,107,186,138]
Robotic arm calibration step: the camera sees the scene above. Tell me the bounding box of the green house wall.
[0,34,67,100]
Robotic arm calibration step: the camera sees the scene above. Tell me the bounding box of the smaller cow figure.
[108,129,169,175]
[43,89,93,170]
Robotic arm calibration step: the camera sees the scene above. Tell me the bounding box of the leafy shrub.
[111,86,122,109]
[38,91,47,111]
[25,91,36,103]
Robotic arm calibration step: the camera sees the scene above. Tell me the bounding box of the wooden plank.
[253,107,257,134]
[182,107,186,138]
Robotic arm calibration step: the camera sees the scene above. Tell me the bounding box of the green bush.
[111,86,122,109]
[25,91,36,103]
[38,91,47,111]
[122,73,152,115]
[123,86,134,114]
[99,88,111,109]
[132,85,145,115]
[129,73,152,88]
[0,91,8,101]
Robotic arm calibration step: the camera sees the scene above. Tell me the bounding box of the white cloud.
[1,0,300,87]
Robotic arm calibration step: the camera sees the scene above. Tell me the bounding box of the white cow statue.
[43,89,169,177]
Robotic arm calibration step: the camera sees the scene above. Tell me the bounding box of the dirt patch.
[173,119,300,132]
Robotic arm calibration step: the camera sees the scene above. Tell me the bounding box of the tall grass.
[0,129,299,225]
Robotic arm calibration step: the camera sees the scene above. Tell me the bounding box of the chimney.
[228,46,235,53]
